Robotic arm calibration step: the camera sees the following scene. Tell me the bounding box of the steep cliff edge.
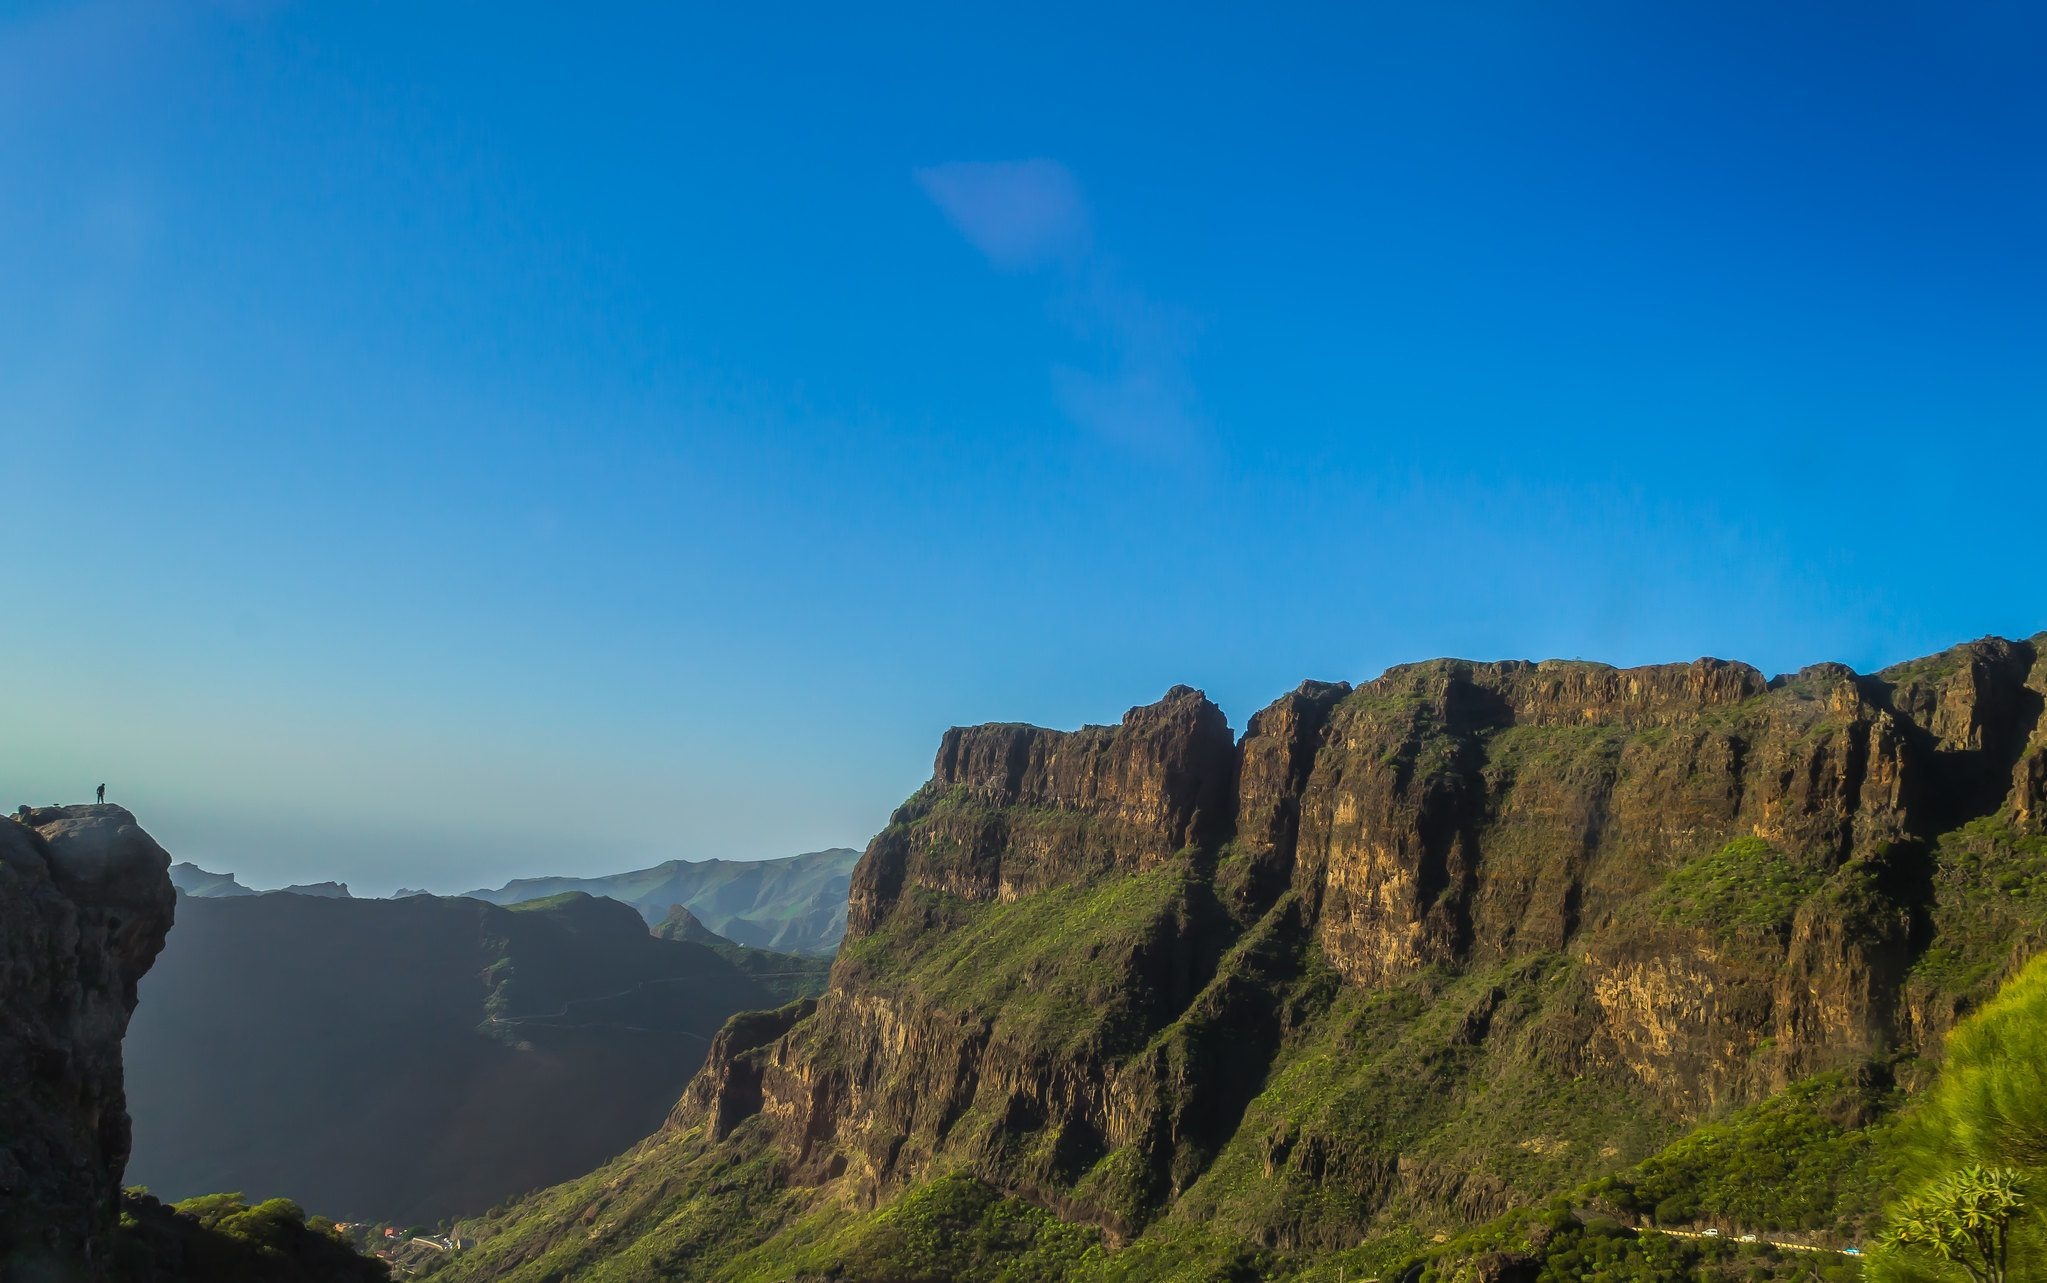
[438,634,2047,1282]
[1,804,176,1276]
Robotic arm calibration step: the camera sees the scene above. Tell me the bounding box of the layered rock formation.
[848,686,1236,925]
[440,635,2047,1281]
[0,805,176,1276]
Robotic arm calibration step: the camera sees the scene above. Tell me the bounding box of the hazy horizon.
[5,2,2043,893]
[14,631,2038,896]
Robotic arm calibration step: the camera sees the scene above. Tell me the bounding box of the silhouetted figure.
[96,783,105,805]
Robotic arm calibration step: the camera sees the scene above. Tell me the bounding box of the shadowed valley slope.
[125,888,790,1226]
[2,805,388,1283]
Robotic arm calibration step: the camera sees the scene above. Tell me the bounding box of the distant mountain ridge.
[653,904,835,1004]
[174,848,858,953]
[462,847,859,954]
[167,861,255,897]
[170,861,352,899]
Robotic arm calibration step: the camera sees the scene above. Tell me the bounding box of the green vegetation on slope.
[654,904,834,1001]
[1419,1211,1865,1283]
[1656,836,1826,942]
[1412,947,2047,1282]
[720,1175,1106,1282]
[432,903,1679,1280]
[1868,951,2047,1282]
[433,813,2016,1282]
[1161,950,1672,1250]
[420,1123,806,1282]
[1343,1063,1902,1281]
[836,860,1201,1058]
[427,640,2047,1283]
[113,1191,387,1282]
[1582,1067,1902,1236]
[1909,815,2047,1001]
[435,795,2047,1281]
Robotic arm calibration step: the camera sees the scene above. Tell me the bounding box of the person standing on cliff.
[96,783,105,804]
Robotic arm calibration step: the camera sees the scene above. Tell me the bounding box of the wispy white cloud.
[914,159,1090,271]
[916,159,1206,459]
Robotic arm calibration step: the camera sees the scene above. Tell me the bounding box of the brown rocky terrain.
[749,644,2036,1176]
[435,636,2047,1281]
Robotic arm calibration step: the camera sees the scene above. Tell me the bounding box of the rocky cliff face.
[440,635,2047,1281]
[848,687,1237,927]
[718,638,2042,1208]
[1,805,176,1277]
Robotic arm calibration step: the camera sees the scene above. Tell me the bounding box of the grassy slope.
[429,879,1668,1279]
[833,858,1203,1058]
[433,1053,1901,1283]
[113,1191,389,1282]
[1159,952,1669,1248]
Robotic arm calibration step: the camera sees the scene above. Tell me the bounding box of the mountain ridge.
[434,633,2047,1281]
[460,847,860,954]
[168,860,257,897]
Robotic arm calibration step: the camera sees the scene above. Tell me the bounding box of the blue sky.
[2,1,2042,892]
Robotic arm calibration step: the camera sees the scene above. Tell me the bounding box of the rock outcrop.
[686,639,2047,1222]
[1,805,176,1277]
[847,685,1236,930]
